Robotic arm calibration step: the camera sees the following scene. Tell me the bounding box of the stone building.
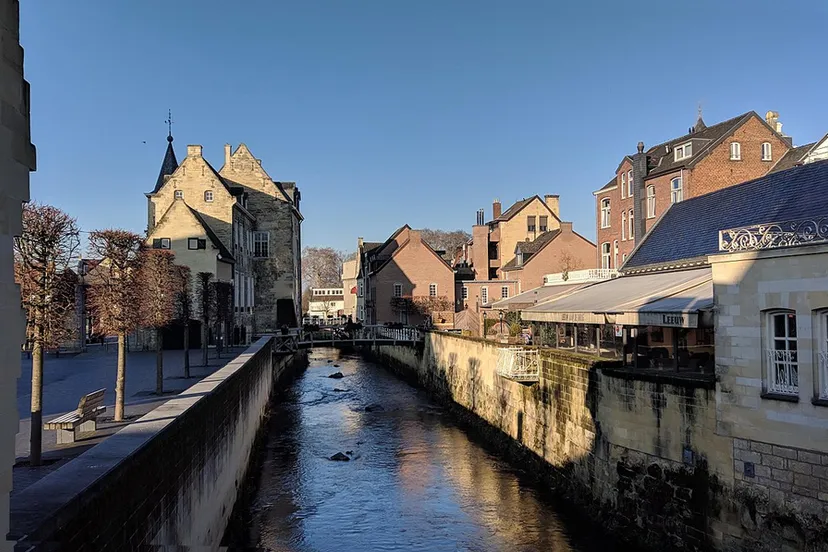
[146,137,301,339]
[2,0,35,545]
[594,110,795,269]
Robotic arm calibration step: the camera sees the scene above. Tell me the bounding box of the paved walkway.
[13,344,246,497]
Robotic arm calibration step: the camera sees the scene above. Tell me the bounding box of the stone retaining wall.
[10,338,305,551]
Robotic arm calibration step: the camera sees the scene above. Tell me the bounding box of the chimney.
[225,144,232,166]
[765,111,782,133]
[358,237,364,249]
[560,221,573,233]
[493,199,502,219]
[632,141,647,244]
[187,145,203,157]
[544,194,560,218]
[475,209,485,226]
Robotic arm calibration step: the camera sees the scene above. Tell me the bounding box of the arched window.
[671,177,683,203]
[730,142,741,160]
[621,211,627,240]
[613,240,619,268]
[620,173,626,199]
[628,209,634,239]
[814,310,828,400]
[601,242,611,269]
[764,309,798,396]
[762,142,773,161]
[646,186,656,218]
[204,190,214,202]
[600,198,611,228]
[627,169,633,197]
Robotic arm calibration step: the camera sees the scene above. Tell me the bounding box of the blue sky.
[21,0,828,253]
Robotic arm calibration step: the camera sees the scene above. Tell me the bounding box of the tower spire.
[165,109,174,142]
[693,102,706,132]
[150,111,179,193]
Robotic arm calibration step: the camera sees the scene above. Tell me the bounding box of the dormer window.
[516,251,524,266]
[174,190,183,199]
[674,142,692,161]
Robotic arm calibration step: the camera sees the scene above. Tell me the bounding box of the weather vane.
[165,109,173,137]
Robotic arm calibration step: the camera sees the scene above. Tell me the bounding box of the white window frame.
[621,211,626,241]
[674,142,692,161]
[815,311,828,400]
[160,238,171,250]
[429,283,437,297]
[627,169,633,198]
[187,237,199,250]
[501,286,509,299]
[600,198,611,228]
[646,185,656,218]
[481,287,489,305]
[620,173,626,199]
[174,190,184,199]
[671,177,683,204]
[730,142,741,160]
[762,142,772,161]
[204,190,214,202]
[393,283,402,298]
[601,242,611,269]
[613,240,618,268]
[358,281,364,297]
[764,310,798,396]
[253,231,269,258]
[462,286,469,300]
[628,209,634,240]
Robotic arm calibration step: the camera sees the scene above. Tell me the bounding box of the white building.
[307,288,345,322]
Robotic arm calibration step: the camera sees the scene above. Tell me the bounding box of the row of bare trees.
[14,203,233,465]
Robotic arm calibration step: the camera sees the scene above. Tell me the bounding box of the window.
[152,238,171,249]
[627,170,633,198]
[358,281,364,297]
[393,283,402,298]
[762,142,772,161]
[622,253,627,262]
[621,211,626,241]
[187,237,206,250]
[600,198,611,228]
[462,286,469,300]
[501,286,509,299]
[204,190,214,202]
[674,142,692,161]
[527,216,536,232]
[613,240,619,268]
[765,310,798,396]
[730,142,741,160]
[620,173,626,199]
[174,190,183,199]
[539,216,548,232]
[429,283,437,297]
[601,242,611,269]
[628,209,634,239]
[671,177,683,204]
[481,287,489,305]
[253,231,269,258]
[815,311,828,400]
[646,186,656,218]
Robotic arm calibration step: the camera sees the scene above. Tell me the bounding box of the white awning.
[521,267,713,328]
[490,283,586,311]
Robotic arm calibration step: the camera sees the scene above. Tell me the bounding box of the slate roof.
[770,142,816,173]
[185,205,235,262]
[502,230,561,270]
[152,135,179,193]
[623,160,828,271]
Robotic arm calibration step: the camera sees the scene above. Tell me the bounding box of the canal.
[226,348,627,551]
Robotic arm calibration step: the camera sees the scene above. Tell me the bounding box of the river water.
[229,348,627,552]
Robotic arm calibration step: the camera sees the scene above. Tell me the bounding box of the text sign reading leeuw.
[637,312,698,328]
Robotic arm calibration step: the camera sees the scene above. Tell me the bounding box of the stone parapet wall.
[11,338,305,550]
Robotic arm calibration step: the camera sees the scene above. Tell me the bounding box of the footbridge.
[268,324,424,354]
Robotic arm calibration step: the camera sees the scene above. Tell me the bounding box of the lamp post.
[499,310,504,335]
[483,310,487,339]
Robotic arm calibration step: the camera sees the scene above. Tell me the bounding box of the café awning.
[521,267,713,328]
[490,283,586,311]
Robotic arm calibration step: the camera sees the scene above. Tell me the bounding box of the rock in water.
[333,364,341,367]
[333,388,346,392]
[328,372,344,379]
[364,404,384,412]
[330,452,350,461]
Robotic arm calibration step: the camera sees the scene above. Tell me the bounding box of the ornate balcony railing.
[496,347,540,382]
[765,349,799,396]
[819,351,828,400]
[719,217,828,253]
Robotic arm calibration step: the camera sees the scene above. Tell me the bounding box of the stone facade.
[1,1,34,548]
[341,259,358,319]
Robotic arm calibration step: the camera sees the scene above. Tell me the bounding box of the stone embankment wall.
[375,332,828,551]
[11,338,305,551]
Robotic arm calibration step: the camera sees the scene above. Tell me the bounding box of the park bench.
[43,389,106,444]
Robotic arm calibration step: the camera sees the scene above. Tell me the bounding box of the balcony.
[765,349,798,397]
[542,268,618,286]
[719,217,828,253]
[496,347,540,382]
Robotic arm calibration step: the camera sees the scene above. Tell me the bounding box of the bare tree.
[418,229,471,261]
[196,272,215,366]
[14,203,80,465]
[174,265,193,378]
[559,251,581,281]
[137,249,179,394]
[302,246,344,290]
[212,281,233,358]
[87,230,144,422]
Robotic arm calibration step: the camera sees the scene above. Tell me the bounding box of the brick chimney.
[187,145,203,157]
[632,141,647,244]
[544,194,560,218]
[493,199,502,219]
[225,144,232,166]
[560,221,573,233]
[358,237,364,249]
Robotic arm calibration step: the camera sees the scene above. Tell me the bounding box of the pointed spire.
[693,103,706,132]
[152,110,179,193]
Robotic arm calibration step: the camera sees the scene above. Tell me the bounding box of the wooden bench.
[43,389,106,444]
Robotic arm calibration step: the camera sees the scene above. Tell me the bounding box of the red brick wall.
[503,226,596,290]
[690,115,789,198]
[460,280,519,311]
[595,159,634,269]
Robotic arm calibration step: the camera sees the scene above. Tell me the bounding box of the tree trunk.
[201,319,208,366]
[29,340,43,466]
[183,321,190,378]
[115,332,127,422]
[155,327,163,395]
[214,322,221,358]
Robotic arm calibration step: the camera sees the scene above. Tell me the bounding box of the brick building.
[146,138,302,339]
[593,110,794,269]
[359,226,455,326]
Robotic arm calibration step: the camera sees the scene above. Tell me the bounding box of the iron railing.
[765,349,799,396]
[719,217,828,253]
[496,347,540,382]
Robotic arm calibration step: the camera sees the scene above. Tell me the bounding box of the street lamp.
[499,310,504,335]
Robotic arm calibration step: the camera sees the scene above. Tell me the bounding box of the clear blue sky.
[21,0,828,253]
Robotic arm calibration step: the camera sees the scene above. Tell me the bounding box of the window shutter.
[198,238,207,250]
[152,238,161,249]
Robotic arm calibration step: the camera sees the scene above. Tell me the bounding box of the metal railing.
[543,268,617,286]
[719,217,828,253]
[496,347,540,382]
[765,349,799,396]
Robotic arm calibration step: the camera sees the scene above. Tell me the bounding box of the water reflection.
[238,348,625,552]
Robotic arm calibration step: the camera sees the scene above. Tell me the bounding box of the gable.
[149,200,234,262]
[220,143,292,203]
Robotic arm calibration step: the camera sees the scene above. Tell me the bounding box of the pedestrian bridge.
[268,324,424,354]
